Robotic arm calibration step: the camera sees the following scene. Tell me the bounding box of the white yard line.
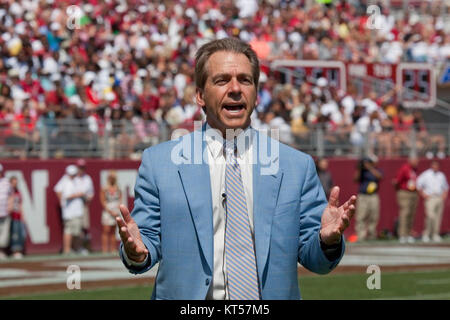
[416,278,450,285]
[376,292,450,300]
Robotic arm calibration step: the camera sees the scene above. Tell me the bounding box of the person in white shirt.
[417,161,449,243]
[0,164,12,259]
[54,165,85,254]
[76,159,94,254]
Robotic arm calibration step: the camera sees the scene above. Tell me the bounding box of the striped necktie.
[224,139,260,300]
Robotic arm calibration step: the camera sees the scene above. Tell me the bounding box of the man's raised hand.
[116,204,149,263]
[320,186,357,245]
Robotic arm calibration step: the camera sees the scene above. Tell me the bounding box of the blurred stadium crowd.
[0,0,449,159]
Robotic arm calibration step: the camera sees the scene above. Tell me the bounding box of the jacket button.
[205,278,210,286]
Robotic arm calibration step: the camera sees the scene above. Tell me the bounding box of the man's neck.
[205,122,251,140]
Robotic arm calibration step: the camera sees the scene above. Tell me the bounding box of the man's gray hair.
[194,37,260,91]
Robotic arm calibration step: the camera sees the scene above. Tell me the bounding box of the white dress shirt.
[76,174,94,200]
[54,176,84,220]
[204,124,254,300]
[122,124,255,300]
[0,177,10,218]
[417,169,449,197]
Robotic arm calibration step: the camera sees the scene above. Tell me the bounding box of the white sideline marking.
[0,260,158,288]
[376,292,450,300]
[341,246,450,266]
[417,278,450,285]
[0,269,32,277]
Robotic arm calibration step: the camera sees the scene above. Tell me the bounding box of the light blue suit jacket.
[120,127,344,300]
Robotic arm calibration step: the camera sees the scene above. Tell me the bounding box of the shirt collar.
[205,123,253,160]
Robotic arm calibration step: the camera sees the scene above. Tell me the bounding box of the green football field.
[6,268,450,300]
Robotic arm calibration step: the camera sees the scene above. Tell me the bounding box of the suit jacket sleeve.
[297,155,345,274]
[120,148,162,274]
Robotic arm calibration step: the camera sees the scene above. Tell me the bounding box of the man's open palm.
[320,186,357,245]
[116,204,149,263]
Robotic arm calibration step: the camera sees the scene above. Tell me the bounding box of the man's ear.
[196,87,206,113]
[196,87,204,107]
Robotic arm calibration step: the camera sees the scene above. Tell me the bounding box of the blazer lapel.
[252,130,283,286]
[177,129,214,275]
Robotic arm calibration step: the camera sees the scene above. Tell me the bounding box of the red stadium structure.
[0,158,449,254]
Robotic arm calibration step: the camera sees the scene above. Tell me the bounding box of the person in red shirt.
[8,176,26,259]
[20,72,44,102]
[393,156,419,243]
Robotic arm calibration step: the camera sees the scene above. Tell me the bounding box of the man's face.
[409,157,419,168]
[319,159,328,170]
[196,51,257,135]
[431,161,439,172]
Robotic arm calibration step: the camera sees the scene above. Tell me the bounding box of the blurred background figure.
[100,171,122,254]
[354,156,383,241]
[316,157,334,198]
[76,159,94,255]
[393,156,419,243]
[417,160,449,243]
[8,176,26,259]
[54,165,84,255]
[0,164,11,259]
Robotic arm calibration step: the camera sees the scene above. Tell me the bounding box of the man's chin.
[222,119,251,131]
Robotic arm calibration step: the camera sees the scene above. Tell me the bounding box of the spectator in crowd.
[354,156,383,241]
[76,159,94,255]
[264,102,294,146]
[411,110,447,159]
[393,156,420,243]
[100,171,122,254]
[0,0,447,161]
[0,164,12,259]
[8,176,26,259]
[391,106,414,156]
[417,160,449,243]
[350,110,382,157]
[54,165,85,255]
[316,157,334,198]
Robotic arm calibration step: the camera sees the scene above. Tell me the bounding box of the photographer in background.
[316,157,334,198]
[393,157,419,243]
[0,164,12,259]
[76,159,94,255]
[417,160,448,243]
[354,156,383,241]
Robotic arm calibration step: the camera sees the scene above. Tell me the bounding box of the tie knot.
[224,139,236,157]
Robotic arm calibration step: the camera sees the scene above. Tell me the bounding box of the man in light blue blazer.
[117,38,356,300]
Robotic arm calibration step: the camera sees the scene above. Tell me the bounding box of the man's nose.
[228,78,241,98]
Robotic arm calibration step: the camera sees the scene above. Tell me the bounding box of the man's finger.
[125,236,149,259]
[338,214,350,232]
[116,217,132,243]
[348,204,356,219]
[118,224,132,245]
[123,234,141,256]
[119,204,132,223]
[328,186,340,208]
[116,216,126,229]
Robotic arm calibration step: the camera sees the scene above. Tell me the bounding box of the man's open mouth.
[223,103,246,113]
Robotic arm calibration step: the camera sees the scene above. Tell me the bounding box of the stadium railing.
[0,119,448,160]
